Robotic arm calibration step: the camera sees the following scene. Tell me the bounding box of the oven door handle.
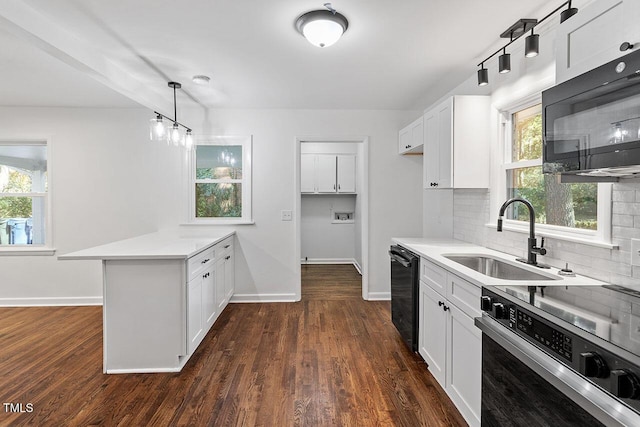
[389,251,411,268]
[475,314,638,427]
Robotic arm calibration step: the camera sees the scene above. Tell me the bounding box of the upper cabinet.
[423,96,491,189]
[301,154,356,194]
[556,0,640,83]
[398,116,424,154]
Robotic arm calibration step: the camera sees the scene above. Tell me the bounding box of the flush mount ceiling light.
[476,1,578,86]
[295,3,349,48]
[149,81,193,150]
[192,75,211,85]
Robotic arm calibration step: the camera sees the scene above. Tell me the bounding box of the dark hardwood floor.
[0,265,466,426]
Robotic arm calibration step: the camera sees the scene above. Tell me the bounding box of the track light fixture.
[477,63,489,86]
[499,48,511,73]
[476,1,578,86]
[149,81,193,149]
[525,29,540,58]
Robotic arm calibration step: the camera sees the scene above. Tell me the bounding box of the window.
[501,103,612,244]
[0,141,50,249]
[189,136,252,224]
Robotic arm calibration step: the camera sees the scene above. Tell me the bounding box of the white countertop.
[392,237,607,288]
[59,231,235,261]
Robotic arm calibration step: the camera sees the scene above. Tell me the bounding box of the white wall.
[0,107,422,304]
[301,195,357,262]
[0,107,176,304]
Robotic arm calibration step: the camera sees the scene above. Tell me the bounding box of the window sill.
[484,223,618,250]
[0,247,56,256]
[181,220,255,226]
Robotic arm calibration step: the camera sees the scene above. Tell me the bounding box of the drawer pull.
[225,255,231,260]
[201,258,210,264]
[224,245,230,249]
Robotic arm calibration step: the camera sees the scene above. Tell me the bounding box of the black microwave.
[542,49,640,180]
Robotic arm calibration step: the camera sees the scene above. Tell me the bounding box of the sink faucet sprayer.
[497,197,549,269]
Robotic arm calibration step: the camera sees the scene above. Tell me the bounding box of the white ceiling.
[0,0,556,111]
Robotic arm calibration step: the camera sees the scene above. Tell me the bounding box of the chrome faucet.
[497,197,549,268]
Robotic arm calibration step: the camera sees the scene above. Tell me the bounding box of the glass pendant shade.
[525,33,539,57]
[185,130,194,150]
[477,66,489,86]
[169,123,182,146]
[499,51,511,73]
[149,116,166,141]
[296,10,349,48]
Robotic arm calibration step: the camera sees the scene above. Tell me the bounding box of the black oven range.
[476,284,640,427]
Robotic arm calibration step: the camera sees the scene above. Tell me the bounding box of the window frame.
[493,97,614,248]
[0,139,54,255]
[186,135,253,225]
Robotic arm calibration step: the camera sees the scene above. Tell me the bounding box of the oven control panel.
[481,287,640,412]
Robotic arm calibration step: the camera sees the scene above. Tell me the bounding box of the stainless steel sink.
[444,255,558,281]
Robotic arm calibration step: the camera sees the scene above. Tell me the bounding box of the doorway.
[294,137,369,301]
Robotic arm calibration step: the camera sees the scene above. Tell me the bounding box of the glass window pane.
[0,145,47,192]
[512,104,542,162]
[195,183,242,218]
[196,145,243,180]
[0,196,45,245]
[507,166,597,230]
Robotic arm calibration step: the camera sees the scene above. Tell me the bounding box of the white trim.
[301,258,357,265]
[484,222,618,249]
[0,248,55,256]
[230,293,297,303]
[294,136,370,302]
[367,292,390,301]
[0,296,102,307]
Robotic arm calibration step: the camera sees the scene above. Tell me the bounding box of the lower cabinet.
[419,259,481,427]
[187,272,205,355]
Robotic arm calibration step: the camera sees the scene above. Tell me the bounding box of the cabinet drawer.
[446,273,481,318]
[188,248,215,281]
[421,258,447,296]
[215,237,234,261]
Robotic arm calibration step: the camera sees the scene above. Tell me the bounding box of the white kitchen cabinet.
[556,0,640,84]
[423,96,490,189]
[187,272,205,355]
[215,236,235,308]
[418,258,481,427]
[398,116,424,154]
[301,154,356,194]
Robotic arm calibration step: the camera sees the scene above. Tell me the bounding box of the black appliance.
[389,245,419,352]
[476,284,640,426]
[542,48,640,180]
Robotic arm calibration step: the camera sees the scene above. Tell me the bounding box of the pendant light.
[295,3,349,48]
[149,81,193,149]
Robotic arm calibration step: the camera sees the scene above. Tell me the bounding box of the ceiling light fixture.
[295,3,349,48]
[476,1,578,86]
[149,82,193,149]
[192,75,211,85]
[477,63,489,86]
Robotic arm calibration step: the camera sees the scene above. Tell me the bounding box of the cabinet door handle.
[225,255,231,260]
[438,301,444,306]
[443,305,450,312]
[334,184,336,190]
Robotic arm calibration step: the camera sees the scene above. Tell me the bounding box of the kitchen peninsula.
[59,231,235,373]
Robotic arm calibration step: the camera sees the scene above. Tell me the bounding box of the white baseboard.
[366,292,390,301]
[301,258,356,265]
[0,296,103,307]
[230,293,298,303]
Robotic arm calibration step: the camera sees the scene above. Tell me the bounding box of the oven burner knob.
[609,369,640,399]
[491,302,507,319]
[579,352,609,378]
[481,296,492,311]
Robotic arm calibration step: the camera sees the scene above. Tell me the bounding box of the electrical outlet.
[632,239,640,267]
[281,210,292,221]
